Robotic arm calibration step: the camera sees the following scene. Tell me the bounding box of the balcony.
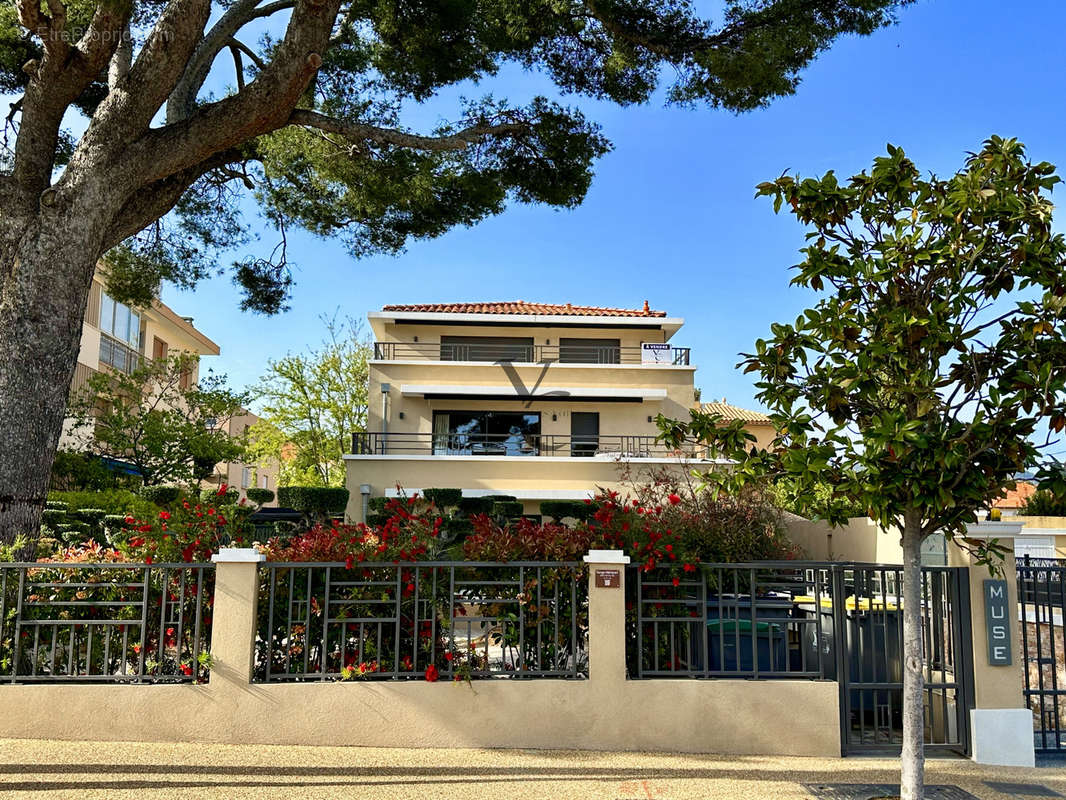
[351,431,702,459]
[372,341,691,366]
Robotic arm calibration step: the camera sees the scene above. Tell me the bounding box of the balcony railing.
[351,431,702,458]
[373,341,691,366]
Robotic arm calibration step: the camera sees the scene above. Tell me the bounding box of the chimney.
[642,300,650,315]
[565,302,573,313]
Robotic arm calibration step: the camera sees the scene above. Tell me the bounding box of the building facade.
[344,300,726,521]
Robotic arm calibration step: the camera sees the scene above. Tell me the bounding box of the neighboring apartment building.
[698,399,777,451]
[64,270,275,498]
[203,408,280,503]
[345,300,723,521]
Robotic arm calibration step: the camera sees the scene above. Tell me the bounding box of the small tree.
[69,353,250,488]
[660,137,1066,800]
[251,316,370,486]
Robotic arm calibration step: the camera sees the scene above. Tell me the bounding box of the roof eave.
[368,310,684,338]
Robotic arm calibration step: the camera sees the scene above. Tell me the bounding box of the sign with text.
[984,579,1012,666]
[595,569,621,588]
[641,342,672,365]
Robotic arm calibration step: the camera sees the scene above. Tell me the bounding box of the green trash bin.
[707,618,788,673]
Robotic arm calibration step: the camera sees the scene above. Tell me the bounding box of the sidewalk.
[0,739,1062,799]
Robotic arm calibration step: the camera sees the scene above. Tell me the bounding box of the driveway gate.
[1018,556,1066,752]
[834,565,974,755]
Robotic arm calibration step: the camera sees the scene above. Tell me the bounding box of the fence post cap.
[211,548,266,563]
[583,549,630,564]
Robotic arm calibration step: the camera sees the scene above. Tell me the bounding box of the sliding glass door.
[432,411,541,455]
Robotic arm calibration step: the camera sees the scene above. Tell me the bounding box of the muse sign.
[983,579,1011,666]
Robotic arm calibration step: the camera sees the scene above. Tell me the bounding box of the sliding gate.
[1018,556,1066,752]
[836,565,974,755]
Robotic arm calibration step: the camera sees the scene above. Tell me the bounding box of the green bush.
[493,501,524,520]
[278,486,350,517]
[246,488,275,505]
[483,494,518,503]
[367,496,388,514]
[1019,489,1066,516]
[441,517,474,543]
[273,520,299,537]
[41,509,68,528]
[458,496,494,516]
[201,487,239,505]
[73,508,108,526]
[365,512,390,527]
[539,500,594,523]
[140,485,184,507]
[102,514,131,533]
[48,489,157,519]
[57,521,92,544]
[423,488,462,508]
[45,500,70,513]
[49,449,139,491]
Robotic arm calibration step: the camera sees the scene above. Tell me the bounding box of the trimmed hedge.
[73,508,107,526]
[201,487,239,505]
[45,500,70,513]
[442,517,474,541]
[423,488,462,508]
[458,497,494,516]
[493,501,524,520]
[483,494,518,503]
[141,486,183,507]
[278,486,350,516]
[366,513,390,527]
[246,488,275,505]
[41,509,67,528]
[539,500,594,523]
[368,497,389,514]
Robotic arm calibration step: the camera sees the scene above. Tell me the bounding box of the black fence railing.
[351,431,702,458]
[626,562,972,754]
[1018,555,1066,752]
[373,341,692,366]
[0,563,214,683]
[254,562,587,682]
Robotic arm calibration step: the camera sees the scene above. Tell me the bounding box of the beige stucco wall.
[784,517,905,564]
[0,555,840,757]
[1014,517,1066,557]
[371,321,676,349]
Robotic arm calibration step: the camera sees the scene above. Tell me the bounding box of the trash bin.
[706,618,789,673]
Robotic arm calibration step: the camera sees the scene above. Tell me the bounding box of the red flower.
[129,537,145,548]
[424,665,439,682]
[124,516,135,524]
[444,652,454,662]
[158,511,172,520]
[667,493,681,506]
[180,663,192,676]
[145,556,153,565]
[672,577,680,587]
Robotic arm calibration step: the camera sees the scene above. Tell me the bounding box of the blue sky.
[162,0,1066,411]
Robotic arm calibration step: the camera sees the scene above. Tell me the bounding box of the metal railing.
[1018,555,1066,752]
[98,334,141,374]
[0,563,214,683]
[255,562,587,682]
[373,341,691,366]
[626,562,972,754]
[351,431,702,458]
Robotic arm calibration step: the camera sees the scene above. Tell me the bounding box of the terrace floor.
[0,739,1063,799]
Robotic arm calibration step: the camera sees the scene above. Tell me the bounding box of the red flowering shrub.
[462,515,597,561]
[119,486,248,563]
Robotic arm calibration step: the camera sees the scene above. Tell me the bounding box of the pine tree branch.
[287,109,529,151]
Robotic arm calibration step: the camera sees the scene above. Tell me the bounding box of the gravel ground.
[0,739,1063,800]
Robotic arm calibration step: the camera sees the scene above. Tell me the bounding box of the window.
[99,336,140,374]
[259,474,269,489]
[241,467,251,489]
[559,338,620,364]
[99,292,141,348]
[440,336,534,362]
[152,337,168,361]
[204,417,217,429]
[432,411,540,455]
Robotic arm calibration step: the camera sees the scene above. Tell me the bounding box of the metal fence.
[0,562,214,683]
[373,341,692,365]
[351,431,701,459]
[626,562,972,755]
[255,562,587,682]
[1018,555,1066,752]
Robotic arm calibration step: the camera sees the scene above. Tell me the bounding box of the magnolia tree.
[659,137,1066,800]
[0,0,915,543]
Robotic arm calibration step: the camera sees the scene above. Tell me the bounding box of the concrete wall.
[784,517,905,564]
[0,552,840,757]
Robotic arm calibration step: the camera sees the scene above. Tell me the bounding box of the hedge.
[483,494,518,503]
[423,488,462,508]
[457,497,494,516]
[493,501,524,520]
[367,497,389,514]
[72,508,108,526]
[140,486,183,507]
[45,500,70,513]
[365,513,390,527]
[246,488,275,505]
[277,486,350,516]
[539,500,594,523]
[442,517,474,540]
[201,487,239,505]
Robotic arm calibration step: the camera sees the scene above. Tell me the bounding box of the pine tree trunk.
[0,216,102,554]
[899,514,926,800]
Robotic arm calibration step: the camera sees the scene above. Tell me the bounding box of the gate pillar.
[950,524,1034,766]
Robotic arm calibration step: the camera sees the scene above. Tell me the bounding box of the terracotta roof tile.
[381,300,667,318]
[700,402,773,424]
[993,481,1037,509]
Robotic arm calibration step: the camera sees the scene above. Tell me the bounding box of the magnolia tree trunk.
[899,514,926,800]
[0,204,107,552]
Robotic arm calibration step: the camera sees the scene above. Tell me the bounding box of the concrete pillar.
[583,549,630,685]
[209,548,265,689]
[950,525,1034,766]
